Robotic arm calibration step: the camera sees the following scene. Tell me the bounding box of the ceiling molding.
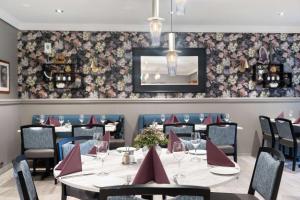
[0,8,21,29]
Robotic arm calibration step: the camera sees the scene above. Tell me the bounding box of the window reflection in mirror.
[140,56,198,85]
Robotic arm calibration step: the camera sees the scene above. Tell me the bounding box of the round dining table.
[54,148,240,196]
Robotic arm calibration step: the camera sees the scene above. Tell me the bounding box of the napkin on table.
[45,116,60,127]
[167,130,181,153]
[88,132,111,154]
[216,115,223,124]
[56,143,82,177]
[206,139,235,167]
[132,146,169,184]
[88,115,98,125]
[164,114,179,124]
[203,115,212,125]
[293,117,300,124]
[277,112,284,118]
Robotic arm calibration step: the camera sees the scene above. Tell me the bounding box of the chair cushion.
[211,192,259,200]
[217,145,234,154]
[263,133,278,140]
[24,149,54,158]
[279,138,300,147]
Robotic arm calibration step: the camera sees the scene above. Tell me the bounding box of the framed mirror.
[132,48,206,93]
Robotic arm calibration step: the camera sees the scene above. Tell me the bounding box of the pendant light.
[148,0,164,47]
[166,0,179,76]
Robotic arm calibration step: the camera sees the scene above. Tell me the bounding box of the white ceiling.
[1,0,300,32]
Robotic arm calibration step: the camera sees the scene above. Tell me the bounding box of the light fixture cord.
[170,0,173,32]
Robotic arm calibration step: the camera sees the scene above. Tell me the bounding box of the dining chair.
[259,115,278,148]
[211,147,284,200]
[206,122,238,162]
[12,155,39,200]
[20,125,56,178]
[275,118,300,171]
[163,123,195,140]
[72,124,105,138]
[98,184,211,200]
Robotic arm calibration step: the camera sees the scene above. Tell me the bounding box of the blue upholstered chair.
[163,123,195,140]
[275,118,300,171]
[12,155,39,200]
[206,123,237,162]
[20,125,56,177]
[259,115,278,148]
[211,147,284,200]
[72,124,105,138]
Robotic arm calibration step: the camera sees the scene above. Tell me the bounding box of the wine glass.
[79,114,84,124]
[190,132,201,161]
[172,141,186,178]
[97,141,109,175]
[100,115,106,124]
[59,116,64,127]
[224,114,230,122]
[184,114,189,123]
[199,114,204,123]
[161,114,166,123]
[39,115,45,124]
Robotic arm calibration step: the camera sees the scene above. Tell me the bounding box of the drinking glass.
[59,116,64,126]
[224,114,230,122]
[190,132,201,161]
[79,114,84,124]
[97,141,109,175]
[39,115,45,124]
[199,114,204,123]
[161,114,166,123]
[172,141,186,178]
[100,115,106,124]
[184,114,189,123]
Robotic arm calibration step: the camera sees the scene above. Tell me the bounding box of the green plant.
[133,127,168,148]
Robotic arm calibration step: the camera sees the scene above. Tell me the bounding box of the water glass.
[59,116,64,126]
[172,141,186,178]
[161,114,166,123]
[224,114,230,122]
[79,114,84,124]
[39,115,45,124]
[100,115,106,124]
[97,141,109,175]
[199,114,204,123]
[184,114,189,123]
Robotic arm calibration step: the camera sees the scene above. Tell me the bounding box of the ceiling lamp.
[175,0,186,15]
[166,0,179,76]
[148,0,164,47]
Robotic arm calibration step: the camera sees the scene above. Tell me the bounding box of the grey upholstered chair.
[206,122,237,162]
[163,123,195,140]
[99,184,211,200]
[275,118,300,171]
[12,155,39,200]
[259,115,278,148]
[211,147,284,200]
[20,125,56,177]
[72,124,105,138]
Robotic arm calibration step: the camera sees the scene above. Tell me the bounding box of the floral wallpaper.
[17,31,300,99]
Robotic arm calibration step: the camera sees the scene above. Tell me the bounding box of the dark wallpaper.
[17,31,300,98]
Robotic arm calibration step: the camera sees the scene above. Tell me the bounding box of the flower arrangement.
[133,127,168,148]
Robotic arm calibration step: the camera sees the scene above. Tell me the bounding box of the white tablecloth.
[54,149,240,193]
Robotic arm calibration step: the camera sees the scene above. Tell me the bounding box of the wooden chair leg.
[61,184,67,200]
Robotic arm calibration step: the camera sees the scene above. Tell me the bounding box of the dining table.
[54,148,240,197]
[149,124,243,132]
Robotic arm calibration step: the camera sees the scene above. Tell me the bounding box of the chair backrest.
[275,118,295,141]
[259,115,273,135]
[72,124,105,138]
[56,136,93,161]
[12,155,38,200]
[206,123,237,146]
[99,184,210,200]
[20,125,55,153]
[163,123,195,140]
[248,147,284,200]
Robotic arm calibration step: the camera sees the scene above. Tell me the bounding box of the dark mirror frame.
[132,48,206,93]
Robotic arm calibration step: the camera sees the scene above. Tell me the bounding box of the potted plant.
[133,127,168,149]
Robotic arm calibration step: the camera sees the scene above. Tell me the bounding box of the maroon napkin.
[45,116,60,127]
[88,132,110,154]
[206,139,235,167]
[294,117,300,124]
[165,114,179,124]
[203,115,212,125]
[277,112,284,118]
[167,130,181,153]
[132,147,169,184]
[56,144,82,177]
[88,115,98,125]
[216,116,223,124]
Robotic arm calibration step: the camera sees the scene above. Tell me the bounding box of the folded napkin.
[88,115,98,125]
[132,146,169,184]
[203,115,212,125]
[206,139,235,167]
[165,114,179,124]
[45,116,60,127]
[294,117,300,124]
[277,112,284,118]
[216,115,223,124]
[167,130,181,153]
[88,132,110,154]
[56,143,82,177]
